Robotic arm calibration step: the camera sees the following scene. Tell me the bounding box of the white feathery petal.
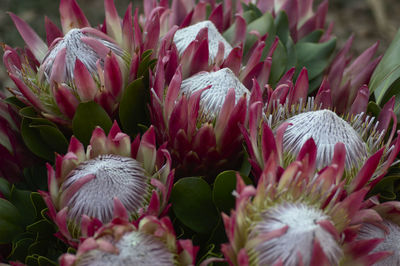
[76,231,175,266]
[283,109,368,170]
[61,154,148,223]
[39,28,123,83]
[180,68,249,120]
[173,20,233,62]
[251,203,342,266]
[357,220,400,266]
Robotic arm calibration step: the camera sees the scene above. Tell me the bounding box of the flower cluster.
[1,0,400,265]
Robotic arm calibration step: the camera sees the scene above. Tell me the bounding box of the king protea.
[40,121,173,247]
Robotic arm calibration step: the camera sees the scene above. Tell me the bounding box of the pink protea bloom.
[242,68,400,185]
[59,215,198,266]
[40,121,173,247]
[354,201,400,266]
[3,0,137,125]
[221,135,389,265]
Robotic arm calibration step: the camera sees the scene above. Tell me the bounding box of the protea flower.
[242,68,400,185]
[59,214,198,266]
[0,93,38,183]
[354,200,400,265]
[40,121,173,247]
[221,135,389,265]
[3,0,138,125]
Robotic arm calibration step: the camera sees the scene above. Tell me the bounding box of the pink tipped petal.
[222,46,243,76]
[54,84,79,119]
[59,254,76,266]
[209,4,224,32]
[50,47,67,84]
[9,12,47,61]
[104,52,123,100]
[122,3,134,52]
[104,0,122,44]
[346,42,379,77]
[81,36,110,59]
[190,38,210,76]
[315,78,332,109]
[59,174,96,207]
[45,16,63,46]
[331,142,346,183]
[349,85,369,116]
[113,197,128,221]
[233,15,246,46]
[215,88,236,142]
[310,239,330,266]
[291,67,308,105]
[68,136,85,160]
[349,148,384,192]
[137,126,157,173]
[165,66,182,118]
[74,59,97,101]
[144,10,161,51]
[59,0,90,33]
[55,207,72,239]
[261,122,278,165]
[9,74,45,111]
[377,96,395,133]
[296,138,317,174]
[89,127,108,157]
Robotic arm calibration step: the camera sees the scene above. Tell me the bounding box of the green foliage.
[72,101,113,146]
[370,28,400,118]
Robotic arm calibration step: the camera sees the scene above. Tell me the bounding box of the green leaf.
[244,12,274,55]
[367,101,382,118]
[3,96,26,109]
[10,187,36,226]
[0,178,11,199]
[72,101,112,145]
[223,10,259,43]
[298,30,323,43]
[295,38,336,80]
[274,11,290,45]
[137,50,153,78]
[171,177,219,234]
[119,78,148,136]
[20,106,40,119]
[9,238,34,261]
[29,124,68,155]
[31,192,47,219]
[21,118,54,161]
[269,39,288,86]
[0,199,24,243]
[370,28,400,105]
[212,171,252,214]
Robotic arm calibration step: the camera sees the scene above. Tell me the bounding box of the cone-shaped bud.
[40,122,173,246]
[39,28,124,84]
[173,20,232,62]
[180,68,250,120]
[59,216,198,266]
[284,109,367,170]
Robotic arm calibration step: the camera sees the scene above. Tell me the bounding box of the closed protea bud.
[3,0,137,125]
[242,68,400,186]
[59,215,198,266]
[40,122,173,247]
[221,134,388,266]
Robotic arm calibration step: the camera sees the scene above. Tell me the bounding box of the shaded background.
[1,0,400,89]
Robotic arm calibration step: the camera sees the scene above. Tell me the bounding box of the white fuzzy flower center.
[40,28,122,82]
[173,20,233,62]
[251,203,342,266]
[283,109,367,169]
[180,68,249,119]
[61,154,148,223]
[76,231,175,266]
[357,220,400,266]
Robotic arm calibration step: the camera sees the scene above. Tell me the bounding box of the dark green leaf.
[370,28,400,105]
[298,30,323,43]
[171,177,219,234]
[29,124,68,155]
[31,192,47,219]
[72,101,112,146]
[3,96,26,109]
[295,38,336,80]
[20,106,40,119]
[21,118,54,162]
[274,11,289,45]
[9,238,34,261]
[0,178,11,199]
[10,187,36,226]
[0,199,24,243]
[367,101,381,118]
[137,50,153,78]
[212,171,252,214]
[269,39,288,86]
[118,78,148,136]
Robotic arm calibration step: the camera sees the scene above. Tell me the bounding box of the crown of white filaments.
[357,220,400,266]
[40,28,123,83]
[76,231,175,266]
[173,20,233,62]
[60,154,148,224]
[283,109,368,170]
[250,203,342,266]
[180,68,249,119]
